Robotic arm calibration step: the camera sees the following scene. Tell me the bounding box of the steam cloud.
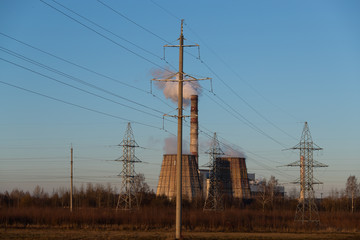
[224,147,246,158]
[164,136,189,154]
[203,138,246,158]
[151,68,202,107]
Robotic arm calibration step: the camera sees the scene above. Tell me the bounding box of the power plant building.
[156,94,251,201]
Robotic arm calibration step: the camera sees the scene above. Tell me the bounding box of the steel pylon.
[116,123,141,211]
[204,133,225,211]
[286,122,327,223]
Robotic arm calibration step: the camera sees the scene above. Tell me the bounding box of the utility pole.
[151,20,210,239]
[286,122,328,223]
[175,20,184,240]
[70,145,73,213]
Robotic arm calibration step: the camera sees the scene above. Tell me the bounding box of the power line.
[199,89,288,148]
[0,32,144,93]
[51,0,163,61]
[0,55,164,120]
[0,80,161,130]
[200,60,298,142]
[148,1,298,140]
[97,0,295,146]
[97,0,170,44]
[0,32,174,109]
[93,0,294,148]
[197,126,294,179]
[0,45,176,116]
[0,48,164,117]
[40,0,171,73]
[96,0,189,71]
[184,24,300,122]
[178,93,294,179]
[150,0,181,21]
[0,157,66,160]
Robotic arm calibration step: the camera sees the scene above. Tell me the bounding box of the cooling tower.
[156,154,202,201]
[220,157,251,199]
[190,95,198,166]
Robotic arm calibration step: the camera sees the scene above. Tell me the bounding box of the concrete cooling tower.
[220,157,251,199]
[156,154,202,201]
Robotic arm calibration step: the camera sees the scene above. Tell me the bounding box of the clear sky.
[1,0,359,197]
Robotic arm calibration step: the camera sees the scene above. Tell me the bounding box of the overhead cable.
[0,80,161,130]
[40,0,171,73]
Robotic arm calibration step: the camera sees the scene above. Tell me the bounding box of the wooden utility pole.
[151,19,210,239]
[70,145,73,212]
[175,19,184,240]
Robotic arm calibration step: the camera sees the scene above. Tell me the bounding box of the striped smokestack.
[190,95,198,166]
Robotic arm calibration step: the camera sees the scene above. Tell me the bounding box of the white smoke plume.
[202,137,246,158]
[163,136,190,154]
[223,145,246,158]
[151,68,202,107]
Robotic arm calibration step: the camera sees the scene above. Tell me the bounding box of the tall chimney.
[190,95,198,166]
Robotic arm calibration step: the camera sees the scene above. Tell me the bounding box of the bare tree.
[288,187,299,200]
[33,185,45,198]
[133,173,150,206]
[346,175,359,213]
[10,189,22,208]
[256,179,270,212]
[268,176,279,207]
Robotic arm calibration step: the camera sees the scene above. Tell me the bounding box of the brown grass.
[1,207,360,233]
[1,228,360,240]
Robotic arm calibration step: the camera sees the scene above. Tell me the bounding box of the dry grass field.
[1,229,360,240]
[1,189,360,239]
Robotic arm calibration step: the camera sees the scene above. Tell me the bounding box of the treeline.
[0,183,297,211]
[1,175,360,232]
[0,183,155,209]
[2,182,359,213]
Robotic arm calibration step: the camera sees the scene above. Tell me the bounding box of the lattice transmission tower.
[286,122,327,223]
[116,122,141,211]
[204,133,225,211]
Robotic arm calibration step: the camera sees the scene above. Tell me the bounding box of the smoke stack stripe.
[190,95,198,166]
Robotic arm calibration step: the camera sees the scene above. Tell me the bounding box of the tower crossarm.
[152,73,210,83]
[115,156,141,163]
[312,160,328,168]
[288,145,323,151]
[312,177,324,185]
[285,160,301,167]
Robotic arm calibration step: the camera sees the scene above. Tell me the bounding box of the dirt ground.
[1,229,360,240]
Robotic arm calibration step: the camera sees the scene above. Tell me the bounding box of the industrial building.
[156,94,251,201]
[248,173,285,197]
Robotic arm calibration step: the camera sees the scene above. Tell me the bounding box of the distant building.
[248,173,285,197]
[199,157,251,200]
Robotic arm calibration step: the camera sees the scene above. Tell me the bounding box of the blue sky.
[0,0,359,196]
